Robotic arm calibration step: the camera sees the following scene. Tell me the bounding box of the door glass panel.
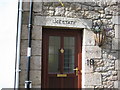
[64,37,75,73]
[48,36,60,73]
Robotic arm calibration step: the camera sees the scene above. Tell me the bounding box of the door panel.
[63,77,76,88]
[48,36,60,73]
[64,37,75,73]
[42,28,82,88]
[49,77,61,88]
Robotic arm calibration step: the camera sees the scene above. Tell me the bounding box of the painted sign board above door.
[34,16,92,29]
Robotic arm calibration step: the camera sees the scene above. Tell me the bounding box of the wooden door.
[42,28,82,88]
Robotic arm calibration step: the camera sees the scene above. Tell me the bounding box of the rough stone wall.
[20,1,120,88]
[41,2,120,88]
[19,2,42,88]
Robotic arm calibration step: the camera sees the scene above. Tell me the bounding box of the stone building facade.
[19,1,120,88]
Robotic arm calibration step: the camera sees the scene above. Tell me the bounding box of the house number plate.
[57,74,67,77]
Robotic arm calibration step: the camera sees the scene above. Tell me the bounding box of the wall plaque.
[34,16,92,28]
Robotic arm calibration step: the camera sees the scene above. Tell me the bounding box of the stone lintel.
[34,16,92,29]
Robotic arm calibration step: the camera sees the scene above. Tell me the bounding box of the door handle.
[73,67,79,76]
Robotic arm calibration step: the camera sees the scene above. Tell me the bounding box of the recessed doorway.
[42,27,82,88]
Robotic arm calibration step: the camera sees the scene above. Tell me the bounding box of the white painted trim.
[82,29,86,88]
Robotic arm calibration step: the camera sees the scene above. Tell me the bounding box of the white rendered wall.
[0,0,18,89]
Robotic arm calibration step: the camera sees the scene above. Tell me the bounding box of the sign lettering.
[53,18,76,25]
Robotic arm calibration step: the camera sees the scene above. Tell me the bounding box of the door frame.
[41,27,83,88]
